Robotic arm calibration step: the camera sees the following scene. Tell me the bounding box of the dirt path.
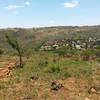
[0,60,19,78]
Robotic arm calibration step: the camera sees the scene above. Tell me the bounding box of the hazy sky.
[0,0,100,28]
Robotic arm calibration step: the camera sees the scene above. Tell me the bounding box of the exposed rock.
[88,86,97,94]
[84,97,90,100]
[51,81,63,91]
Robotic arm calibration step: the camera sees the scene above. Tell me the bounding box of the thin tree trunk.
[19,55,23,68]
[18,47,23,68]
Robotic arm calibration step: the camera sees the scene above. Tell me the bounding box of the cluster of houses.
[40,37,100,50]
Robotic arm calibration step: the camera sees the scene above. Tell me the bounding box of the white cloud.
[5,5,24,11]
[63,0,79,8]
[25,1,31,6]
[5,1,31,14]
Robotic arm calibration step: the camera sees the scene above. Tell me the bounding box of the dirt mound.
[0,68,10,77]
[0,60,19,78]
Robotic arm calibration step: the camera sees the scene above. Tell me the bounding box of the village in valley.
[40,37,100,50]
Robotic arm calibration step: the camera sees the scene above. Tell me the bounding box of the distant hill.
[0,25,100,52]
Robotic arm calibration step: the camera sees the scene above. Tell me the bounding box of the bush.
[63,71,71,79]
[54,46,76,57]
[81,49,95,61]
[48,66,60,74]
[0,48,4,55]
[95,46,100,58]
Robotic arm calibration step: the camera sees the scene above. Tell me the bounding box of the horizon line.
[0,24,100,29]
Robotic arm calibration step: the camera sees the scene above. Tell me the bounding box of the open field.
[0,52,100,100]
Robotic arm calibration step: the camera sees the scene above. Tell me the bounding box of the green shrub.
[48,66,60,74]
[63,71,71,79]
[81,49,95,61]
[0,48,4,55]
[54,46,76,57]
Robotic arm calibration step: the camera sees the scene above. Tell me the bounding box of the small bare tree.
[5,34,23,68]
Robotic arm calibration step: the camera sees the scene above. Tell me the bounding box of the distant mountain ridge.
[0,25,100,52]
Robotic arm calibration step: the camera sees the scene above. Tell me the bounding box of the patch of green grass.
[0,52,99,99]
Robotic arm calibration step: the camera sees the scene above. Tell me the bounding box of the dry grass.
[0,52,100,100]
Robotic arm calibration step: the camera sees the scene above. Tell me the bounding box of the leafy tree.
[34,37,48,51]
[5,34,23,68]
